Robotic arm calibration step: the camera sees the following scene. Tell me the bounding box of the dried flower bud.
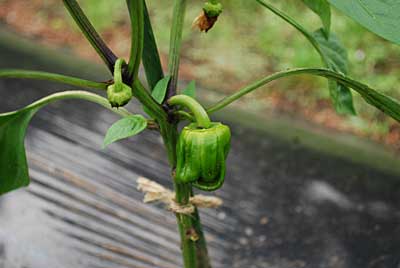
[192,10,219,32]
[192,2,222,32]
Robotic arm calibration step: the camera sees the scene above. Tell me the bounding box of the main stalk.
[164,1,211,267]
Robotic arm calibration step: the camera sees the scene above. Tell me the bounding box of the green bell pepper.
[168,95,231,191]
[175,122,231,191]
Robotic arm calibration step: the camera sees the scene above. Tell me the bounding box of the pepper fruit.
[175,122,231,191]
[168,94,231,191]
[107,58,132,108]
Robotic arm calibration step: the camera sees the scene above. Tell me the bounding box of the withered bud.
[192,11,219,33]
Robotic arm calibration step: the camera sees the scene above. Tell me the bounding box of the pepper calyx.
[107,58,132,108]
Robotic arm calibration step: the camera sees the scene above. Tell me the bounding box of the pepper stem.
[168,95,211,128]
[113,58,125,92]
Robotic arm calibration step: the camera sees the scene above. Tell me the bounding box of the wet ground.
[0,28,400,268]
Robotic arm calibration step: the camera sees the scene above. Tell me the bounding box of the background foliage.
[0,0,399,146]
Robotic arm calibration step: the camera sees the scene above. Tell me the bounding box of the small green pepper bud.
[107,83,133,108]
[175,122,231,191]
[107,58,132,108]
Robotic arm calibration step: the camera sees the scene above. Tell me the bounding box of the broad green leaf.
[327,0,400,45]
[0,109,37,195]
[103,115,147,148]
[151,75,171,104]
[182,81,196,98]
[302,0,331,35]
[314,29,356,114]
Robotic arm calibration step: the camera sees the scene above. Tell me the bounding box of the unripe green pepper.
[107,58,132,108]
[175,122,231,191]
[168,95,231,191]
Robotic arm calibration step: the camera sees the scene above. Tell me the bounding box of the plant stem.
[1,90,131,118]
[113,59,124,86]
[205,67,400,122]
[126,0,144,81]
[167,0,187,99]
[165,1,211,267]
[175,183,197,267]
[174,183,211,268]
[168,95,211,128]
[133,79,166,120]
[142,0,165,90]
[0,69,108,90]
[175,110,195,121]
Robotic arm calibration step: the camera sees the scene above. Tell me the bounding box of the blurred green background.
[0,0,399,145]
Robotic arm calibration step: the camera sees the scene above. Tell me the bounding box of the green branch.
[168,95,211,128]
[175,110,195,121]
[142,0,164,90]
[2,90,131,118]
[0,69,107,90]
[167,0,187,98]
[126,0,145,82]
[62,0,117,71]
[207,68,400,122]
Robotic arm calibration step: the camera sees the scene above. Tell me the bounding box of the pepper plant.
[1,0,400,267]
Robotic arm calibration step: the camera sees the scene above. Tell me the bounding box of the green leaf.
[302,0,331,35]
[103,115,147,148]
[182,81,196,98]
[151,75,171,104]
[327,0,400,45]
[0,109,37,195]
[335,74,400,121]
[313,29,356,114]
[314,29,348,73]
